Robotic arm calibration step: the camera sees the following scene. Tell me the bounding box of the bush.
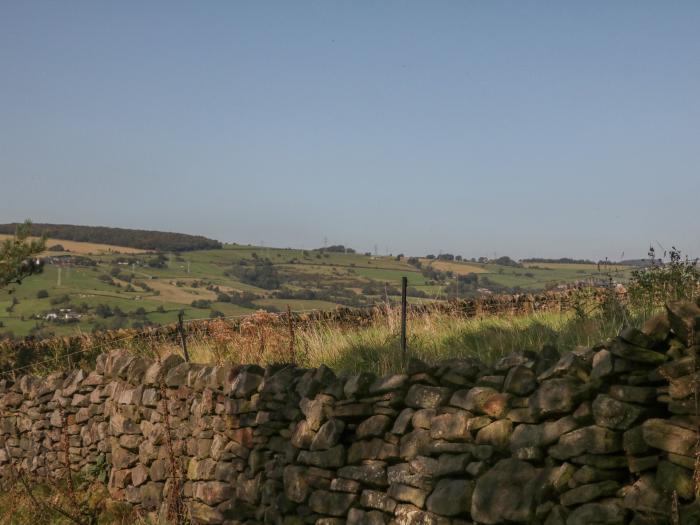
[226,260,281,290]
[407,257,422,269]
[50,294,70,305]
[493,256,522,267]
[36,289,49,299]
[421,266,448,282]
[628,247,699,314]
[95,304,113,318]
[216,291,259,308]
[216,292,232,303]
[444,273,479,297]
[0,220,46,289]
[315,245,355,253]
[191,299,212,309]
[97,274,114,285]
[146,254,168,268]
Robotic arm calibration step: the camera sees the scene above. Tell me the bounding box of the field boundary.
[0,286,618,377]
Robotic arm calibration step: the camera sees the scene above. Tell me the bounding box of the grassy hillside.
[0,234,148,255]
[0,239,632,339]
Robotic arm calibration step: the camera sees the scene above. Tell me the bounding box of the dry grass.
[0,234,148,255]
[157,303,643,376]
[0,478,137,525]
[420,259,488,275]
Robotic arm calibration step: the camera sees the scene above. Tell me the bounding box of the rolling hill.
[0,229,632,339]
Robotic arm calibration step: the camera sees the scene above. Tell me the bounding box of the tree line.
[0,223,222,252]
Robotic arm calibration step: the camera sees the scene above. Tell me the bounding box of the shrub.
[493,256,522,267]
[226,260,281,290]
[407,257,422,269]
[628,247,699,315]
[0,220,45,289]
[50,294,70,305]
[97,274,114,285]
[36,289,49,299]
[315,245,355,253]
[95,304,113,318]
[191,299,212,309]
[216,292,232,303]
[146,254,167,268]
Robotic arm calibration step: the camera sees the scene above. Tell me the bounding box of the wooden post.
[401,276,408,365]
[177,312,190,362]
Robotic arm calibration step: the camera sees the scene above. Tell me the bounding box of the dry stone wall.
[2,300,700,524]
[0,287,603,373]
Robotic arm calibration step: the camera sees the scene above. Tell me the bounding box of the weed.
[629,246,699,316]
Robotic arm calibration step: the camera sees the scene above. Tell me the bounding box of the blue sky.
[1,2,698,260]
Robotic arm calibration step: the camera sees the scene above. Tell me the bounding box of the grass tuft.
[181,304,647,376]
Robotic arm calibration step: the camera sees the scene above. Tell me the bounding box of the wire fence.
[0,280,625,380]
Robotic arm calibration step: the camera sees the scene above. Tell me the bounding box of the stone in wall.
[2,299,700,524]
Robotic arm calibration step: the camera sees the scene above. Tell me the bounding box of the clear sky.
[1,2,698,261]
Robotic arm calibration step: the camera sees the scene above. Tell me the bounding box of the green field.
[0,241,632,339]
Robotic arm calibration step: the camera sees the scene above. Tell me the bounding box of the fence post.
[401,276,408,366]
[177,312,190,362]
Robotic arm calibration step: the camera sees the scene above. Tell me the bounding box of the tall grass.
[0,287,660,378]
[178,303,647,376]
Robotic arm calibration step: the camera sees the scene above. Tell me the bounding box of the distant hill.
[521,257,629,266]
[521,257,597,265]
[0,223,222,252]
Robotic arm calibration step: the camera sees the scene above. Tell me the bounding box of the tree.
[0,220,45,289]
[493,256,521,267]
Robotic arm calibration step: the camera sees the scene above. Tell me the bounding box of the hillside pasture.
[0,238,633,339]
[423,259,488,275]
[144,279,218,303]
[522,261,611,271]
[0,234,148,255]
